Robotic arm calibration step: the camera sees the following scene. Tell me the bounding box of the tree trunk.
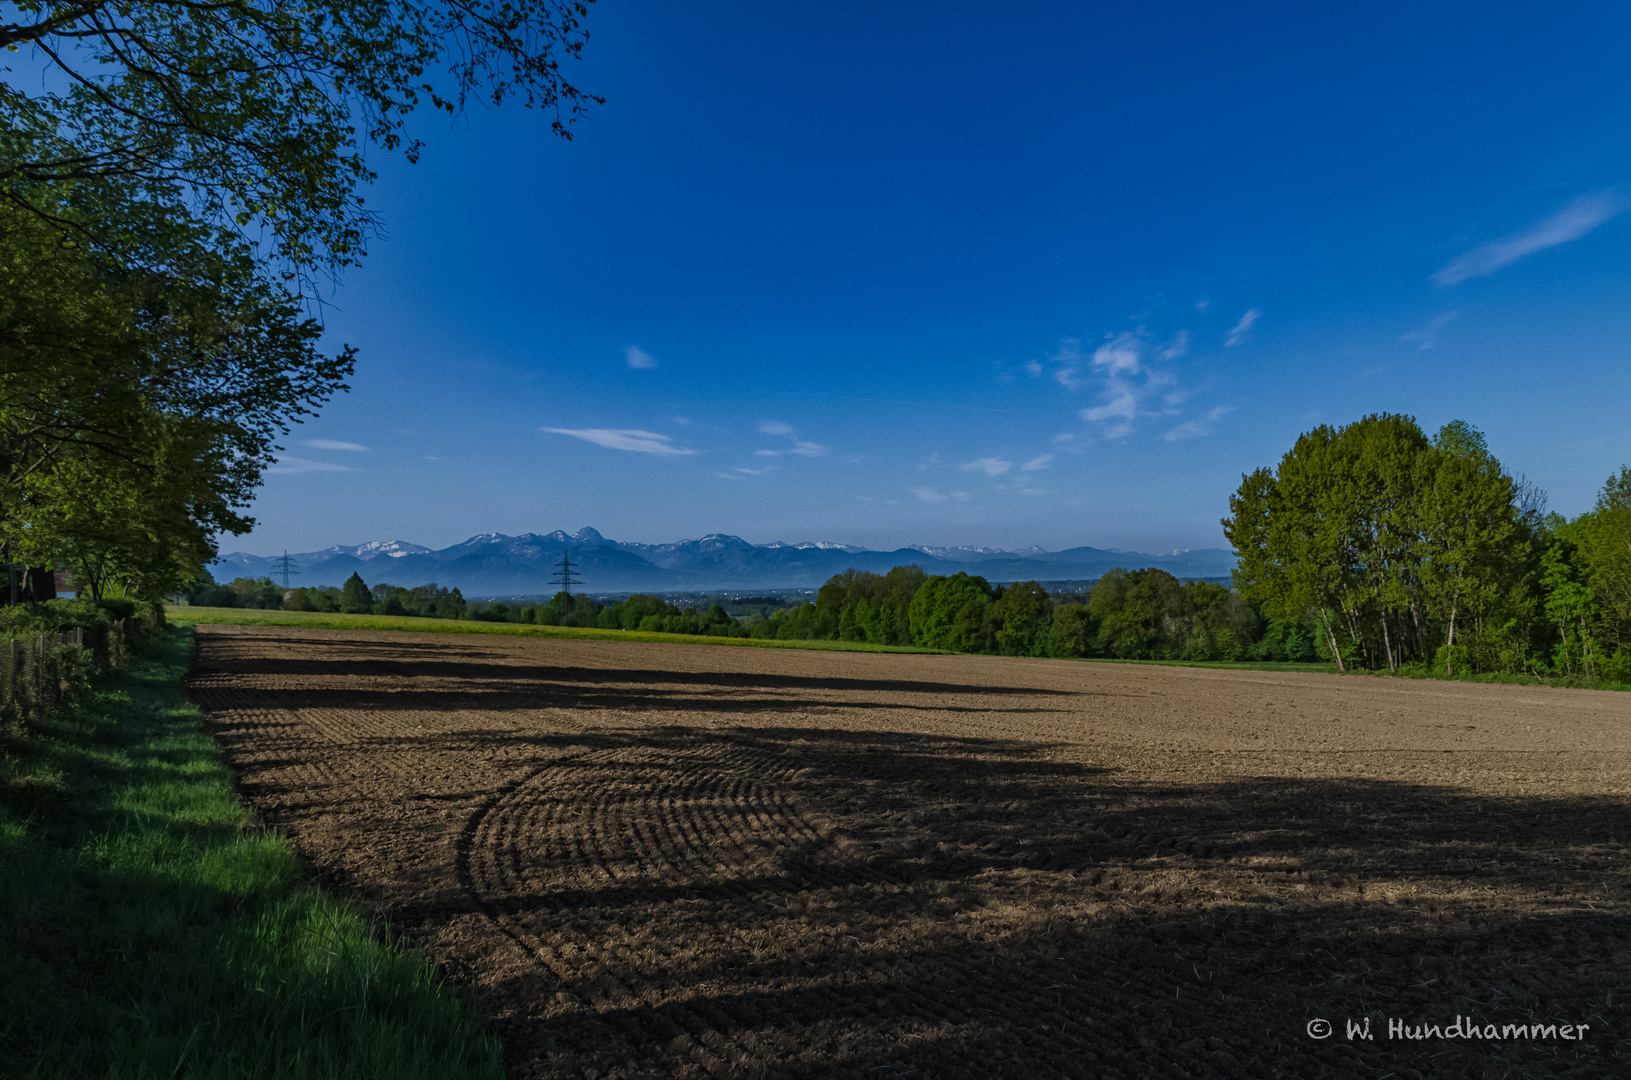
[1322,610,1345,673]
[1445,601,1459,677]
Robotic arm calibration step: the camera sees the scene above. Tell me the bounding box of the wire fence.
[0,619,129,730]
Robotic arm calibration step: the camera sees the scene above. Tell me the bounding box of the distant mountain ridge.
[212,527,1235,595]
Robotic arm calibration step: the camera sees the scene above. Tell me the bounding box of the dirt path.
[189,624,1631,1079]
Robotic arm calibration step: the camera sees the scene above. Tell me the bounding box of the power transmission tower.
[551,551,583,595]
[274,550,300,588]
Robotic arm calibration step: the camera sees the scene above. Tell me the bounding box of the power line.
[551,550,583,595]
[274,550,300,588]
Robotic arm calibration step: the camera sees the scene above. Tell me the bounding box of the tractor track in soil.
[189,624,1631,1079]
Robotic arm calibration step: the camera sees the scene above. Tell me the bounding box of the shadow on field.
[196,632,1086,699]
[457,727,1629,1080]
[191,630,1631,1080]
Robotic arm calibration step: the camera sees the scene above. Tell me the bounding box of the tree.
[908,572,994,652]
[1580,467,1631,661]
[2,1,597,602]
[340,572,371,614]
[1226,414,1539,674]
[1415,425,1520,676]
[990,581,1051,656]
[0,180,352,597]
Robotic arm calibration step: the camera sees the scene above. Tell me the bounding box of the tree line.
[190,571,470,621]
[1224,415,1629,683]
[183,416,1628,686]
[744,565,1321,661]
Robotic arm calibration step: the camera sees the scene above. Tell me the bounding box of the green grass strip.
[0,627,504,1080]
[168,606,944,653]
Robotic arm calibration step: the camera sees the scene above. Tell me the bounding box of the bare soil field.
[189,624,1631,1079]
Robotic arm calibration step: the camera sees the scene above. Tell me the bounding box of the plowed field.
[188,624,1631,1079]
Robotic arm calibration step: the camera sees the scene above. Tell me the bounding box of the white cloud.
[1020,454,1053,471]
[268,457,357,474]
[1050,338,1090,390]
[1223,309,1261,347]
[1158,330,1189,360]
[1400,311,1461,351]
[912,486,947,504]
[1163,405,1235,441]
[1057,331,1179,438]
[1024,360,1043,376]
[626,346,658,369]
[960,457,1012,477]
[754,421,828,457]
[305,439,369,452]
[1433,192,1624,286]
[421,455,440,461]
[542,427,695,455]
[672,416,691,425]
[1092,334,1142,376]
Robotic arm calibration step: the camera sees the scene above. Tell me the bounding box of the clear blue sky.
[245,0,1631,556]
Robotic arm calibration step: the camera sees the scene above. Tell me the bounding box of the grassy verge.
[0,627,503,1080]
[168,606,944,653]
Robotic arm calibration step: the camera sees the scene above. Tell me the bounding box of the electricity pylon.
[551,551,583,595]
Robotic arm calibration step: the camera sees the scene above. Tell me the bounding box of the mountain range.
[212,528,1236,595]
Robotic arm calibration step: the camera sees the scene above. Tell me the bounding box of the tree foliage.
[2,0,597,604]
[1226,414,1628,682]
[2,0,600,275]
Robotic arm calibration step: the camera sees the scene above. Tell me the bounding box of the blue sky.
[248,1,1631,555]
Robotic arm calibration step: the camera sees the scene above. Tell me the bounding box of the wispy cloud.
[1433,192,1624,286]
[1020,454,1053,471]
[1223,309,1261,347]
[1158,330,1189,360]
[305,439,369,452]
[1049,339,1091,390]
[625,346,658,369]
[717,466,776,480]
[754,420,828,457]
[542,427,695,455]
[1164,405,1235,441]
[268,457,357,474]
[1400,311,1461,350]
[960,457,1012,477]
[1075,332,1174,437]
